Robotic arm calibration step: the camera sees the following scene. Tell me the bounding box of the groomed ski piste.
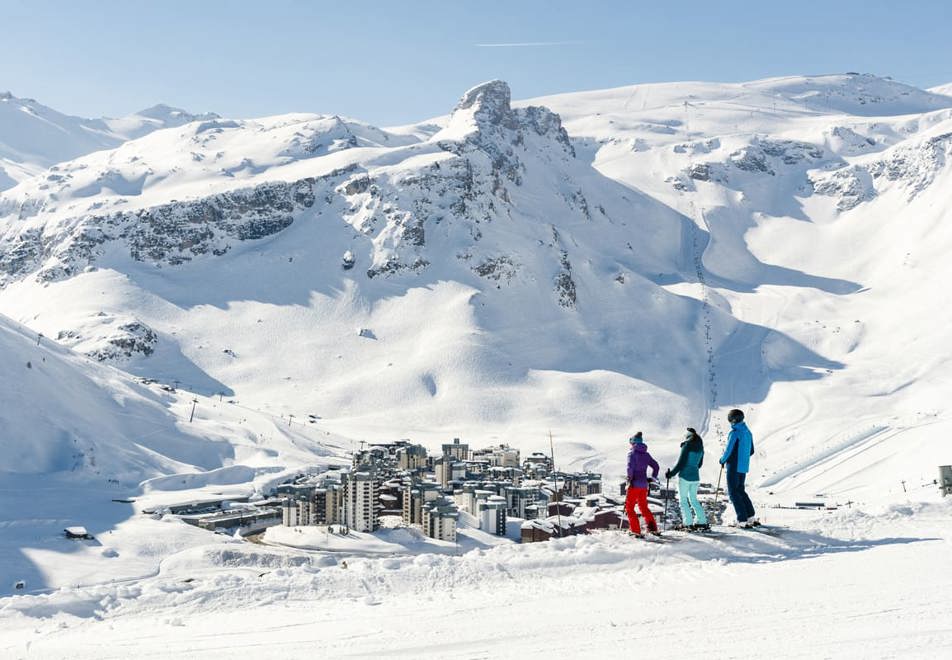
[2,72,952,658]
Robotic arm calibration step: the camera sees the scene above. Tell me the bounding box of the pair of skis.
[629,524,786,542]
[686,525,785,539]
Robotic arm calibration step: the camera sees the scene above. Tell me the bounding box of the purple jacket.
[627,444,659,489]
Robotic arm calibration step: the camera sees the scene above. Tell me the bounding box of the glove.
[664,469,672,479]
[719,458,725,466]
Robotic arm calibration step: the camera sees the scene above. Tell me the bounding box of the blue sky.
[2,0,950,124]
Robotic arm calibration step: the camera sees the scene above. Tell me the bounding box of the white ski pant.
[678,478,707,525]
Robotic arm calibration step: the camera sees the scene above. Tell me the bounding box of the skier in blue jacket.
[719,409,758,527]
[666,427,708,530]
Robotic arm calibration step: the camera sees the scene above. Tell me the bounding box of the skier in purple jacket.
[625,432,660,536]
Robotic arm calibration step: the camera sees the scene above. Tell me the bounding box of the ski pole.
[662,476,670,532]
[712,464,724,522]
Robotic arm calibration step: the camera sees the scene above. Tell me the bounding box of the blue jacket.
[720,421,754,473]
[627,443,659,489]
[668,436,703,482]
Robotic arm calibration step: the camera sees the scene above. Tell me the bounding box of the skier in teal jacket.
[666,427,708,530]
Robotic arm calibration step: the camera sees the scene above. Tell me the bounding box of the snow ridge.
[0,91,216,191]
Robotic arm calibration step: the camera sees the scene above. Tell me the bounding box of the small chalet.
[64,526,93,540]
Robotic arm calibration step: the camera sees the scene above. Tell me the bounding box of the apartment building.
[344,471,379,533]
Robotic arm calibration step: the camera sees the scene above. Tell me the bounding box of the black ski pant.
[726,466,755,522]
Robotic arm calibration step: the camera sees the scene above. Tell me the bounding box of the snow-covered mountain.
[0,311,333,483]
[0,307,344,597]
[1,72,950,499]
[2,72,952,657]
[0,91,216,190]
[930,82,952,97]
[0,81,716,455]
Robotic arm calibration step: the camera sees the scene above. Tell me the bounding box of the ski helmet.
[629,431,644,444]
[727,409,745,424]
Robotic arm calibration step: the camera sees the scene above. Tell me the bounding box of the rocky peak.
[453,80,515,128]
[444,80,573,155]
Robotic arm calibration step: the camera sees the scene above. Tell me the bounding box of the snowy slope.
[0,312,335,481]
[0,92,216,191]
[0,311,344,595]
[3,501,951,658]
[929,82,952,97]
[521,72,952,496]
[0,81,729,466]
[2,72,952,658]
[0,73,950,502]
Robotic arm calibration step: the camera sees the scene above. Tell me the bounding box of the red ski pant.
[625,486,656,534]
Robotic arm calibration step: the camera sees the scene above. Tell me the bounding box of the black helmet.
[727,409,745,424]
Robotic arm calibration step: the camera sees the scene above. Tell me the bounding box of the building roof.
[521,519,552,531]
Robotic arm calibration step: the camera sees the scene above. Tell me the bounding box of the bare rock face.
[57,317,159,362]
[473,255,518,284]
[455,80,516,129]
[811,166,876,210]
[90,321,158,362]
[809,131,951,210]
[554,267,577,308]
[453,80,574,155]
[342,80,581,286]
[0,169,356,284]
[868,131,952,200]
[727,138,823,176]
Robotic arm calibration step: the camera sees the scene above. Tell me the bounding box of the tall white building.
[403,481,441,526]
[282,498,306,527]
[523,452,553,478]
[434,457,466,486]
[442,438,469,461]
[478,495,508,536]
[281,483,343,527]
[487,466,523,486]
[344,471,379,533]
[314,485,342,525]
[396,444,428,471]
[456,487,497,516]
[423,495,459,542]
[505,485,547,519]
[474,444,521,468]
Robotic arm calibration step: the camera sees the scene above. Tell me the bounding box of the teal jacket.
[668,436,704,482]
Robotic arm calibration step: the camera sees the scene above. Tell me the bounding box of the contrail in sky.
[475,41,585,48]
